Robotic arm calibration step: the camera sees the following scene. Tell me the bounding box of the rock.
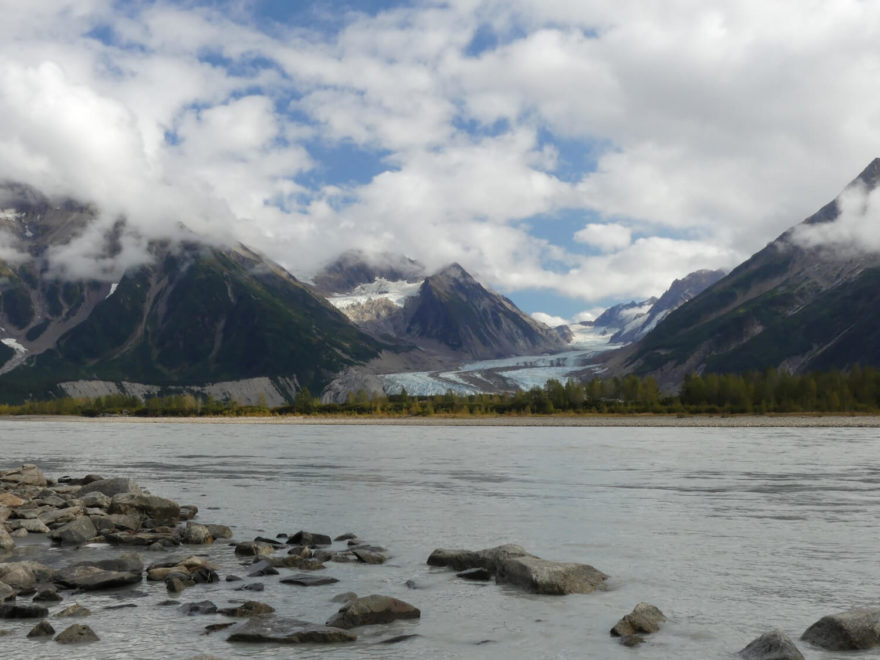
[0,506,10,522]
[204,524,232,539]
[326,594,420,629]
[55,623,99,643]
[225,575,242,582]
[39,505,84,526]
[280,574,340,587]
[91,554,144,574]
[0,464,47,488]
[0,603,49,618]
[78,491,111,509]
[267,555,325,570]
[179,600,217,615]
[108,493,180,526]
[50,516,97,545]
[610,603,666,637]
[219,600,275,617]
[55,564,142,591]
[7,519,50,534]
[0,494,26,508]
[289,530,332,546]
[0,582,14,602]
[456,568,492,581]
[32,587,62,602]
[77,478,142,498]
[427,544,532,572]
[179,505,198,520]
[105,530,177,547]
[739,629,805,659]
[352,548,388,564]
[331,592,358,604]
[620,634,645,647]
[234,541,275,557]
[334,532,358,541]
[165,573,195,593]
[236,583,264,592]
[10,529,27,538]
[55,603,91,617]
[27,619,55,638]
[180,523,213,545]
[495,555,608,595]
[801,607,880,651]
[227,616,357,644]
[0,562,54,591]
[0,527,13,552]
[254,536,284,546]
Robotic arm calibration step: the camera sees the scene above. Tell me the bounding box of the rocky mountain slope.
[613,158,880,386]
[0,183,382,403]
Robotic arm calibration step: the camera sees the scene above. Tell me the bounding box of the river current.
[1,420,879,659]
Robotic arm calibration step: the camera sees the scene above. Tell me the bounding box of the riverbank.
[3,413,880,426]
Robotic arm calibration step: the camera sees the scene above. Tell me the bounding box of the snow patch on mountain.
[327,278,422,310]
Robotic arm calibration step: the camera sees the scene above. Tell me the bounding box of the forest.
[4,367,880,417]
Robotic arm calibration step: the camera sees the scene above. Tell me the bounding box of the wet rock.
[254,536,283,546]
[234,541,275,557]
[0,464,47,488]
[55,564,142,591]
[39,505,83,526]
[0,527,13,552]
[352,548,388,564]
[77,478,142,498]
[801,607,880,651]
[55,623,99,643]
[0,505,9,522]
[619,634,644,647]
[7,519,50,534]
[203,623,235,634]
[379,633,420,644]
[427,544,531,572]
[179,600,218,615]
[105,530,178,547]
[225,575,242,582]
[50,516,97,545]
[219,600,275,617]
[205,524,232,539]
[91,554,144,574]
[27,619,55,638]
[456,568,492,581]
[0,603,49,618]
[180,522,213,545]
[227,616,357,644]
[55,603,91,617]
[104,603,137,610]
[495,555,608,595]
[32,587,62,602]
[0,561,54,592]
[165,573,195,594]
[739,629,805,659]
[109,493,180,526]
[280,574,340,587]
[9,529,27,539]
[179,505,198,520]
[331,592,358,604]
[335,532,357,541]
[235,582,264,592]
[326,594,420,629]
[267,555,325,570]
[0,582,15,601]
[289,531,332,546]
[610,603,666,637]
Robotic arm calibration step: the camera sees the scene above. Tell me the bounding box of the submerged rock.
[55,623,100,644]
[280,574,340,587]
[218,601,275,617]
[0,603,49,618]
[802,607,880,651]
[227,616,356,644]
[326,594,420,629]
[739,629,805,659]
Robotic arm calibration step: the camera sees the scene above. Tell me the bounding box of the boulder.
[427,544,532,572]
[179,505,198,520]
[289,531,332,546]
[108,493,180,526]
[219,600,275,617]
[802,607,880,651]
[7,519,50,534]
[227,616,357,643]
[54,565,142,591]
[50,516,97,545]
[180,522,213,545]
[0,464,47,488]
[0,527,13,552]
[205,524,232,539]
[0,494,26,508]
[0,582,15,602]
[267,555,326,570]
[77,478,142,498]
[55,623,99,643]
[90,554,144,574]
[610,603,666,637]
[0,603,48,618]
[179,600,218,615]
[55,603,91,617]
[326,594,420,629]
[32,587,62,602]
[0,562,54,591]
[280,574,340,587]
[26,619,55,638]
[39,505,84,526]
[164,573,195,593]
[352,548,388,564]
[495,556,608,595]
[78,492,111,510]
[234,541,275,557]
[739,629,805,659]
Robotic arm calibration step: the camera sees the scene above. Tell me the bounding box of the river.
[1,420,878,658]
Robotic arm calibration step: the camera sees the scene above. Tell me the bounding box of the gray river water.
[1,420,879,659]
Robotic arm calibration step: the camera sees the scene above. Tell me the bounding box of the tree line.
[4,367,880,417]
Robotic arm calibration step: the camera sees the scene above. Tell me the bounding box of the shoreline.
[2,413,880,427]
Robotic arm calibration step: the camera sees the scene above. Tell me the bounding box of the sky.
[1,1,880,323]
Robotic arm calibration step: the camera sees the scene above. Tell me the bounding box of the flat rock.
[280,574,340,587]
[219,600,275,617]
[109,493,180,526]
[0,603,49,618]
[610,603,666,637]
[7,518,50,534]
[179,600,218,615]
[427,544,532,572]
[50,516,97,545]
[326,594,420,629]
[40,505,84,526]
[0,464,47,488]
[55,623,99,643]
[802,607,880,651]
[227,616,356,644]
[77,478,142,498]
[289,531,332,546]
[495,555,608,595]
[267,555,325,570]
[78,491,112,509]
[740,629,805,659]
[0,494,26,508]
[55,565,142,591]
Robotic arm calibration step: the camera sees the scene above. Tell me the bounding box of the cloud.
[791,181,880,255]
[531,311,568,327]
[574,222,631,252]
